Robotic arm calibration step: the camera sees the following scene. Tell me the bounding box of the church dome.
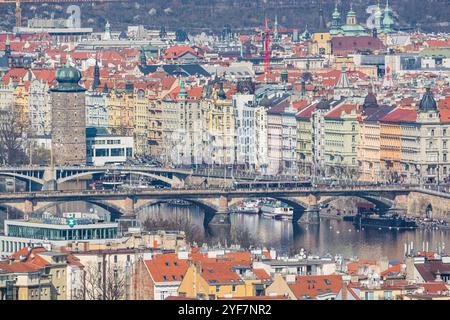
[419,88,437,112]
[363,90,378,109]
[332,3,341,19]
[52,61,85,92]
[56,62,82,84]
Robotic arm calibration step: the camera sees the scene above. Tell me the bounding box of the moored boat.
[234,200,261,214]
[353,213,418,230]
[260,201,293,220]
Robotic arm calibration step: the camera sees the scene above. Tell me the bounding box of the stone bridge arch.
[133,197,223,227]
[13,199,129,222]
[228,195,310,223]
[317,194,394,212]
[56,171,181,187]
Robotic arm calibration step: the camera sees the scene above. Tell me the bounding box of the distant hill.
[0,0,448,34]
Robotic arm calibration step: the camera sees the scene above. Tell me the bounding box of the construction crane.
[0,0,123,28]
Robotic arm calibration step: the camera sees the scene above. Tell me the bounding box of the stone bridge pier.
[204,196,230,228]
[123,197,136,218]
[299,194,320,224]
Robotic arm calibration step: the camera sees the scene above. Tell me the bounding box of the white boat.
[235,200,260,214]
[260,201,293,220]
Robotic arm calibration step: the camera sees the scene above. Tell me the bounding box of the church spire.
[178,80,188,99]
[139,47,147,67]
[274,14,279,40]
[330,1,342,34]
[317,0,327,32]
[382,0,394,34]
[92,53,101,90]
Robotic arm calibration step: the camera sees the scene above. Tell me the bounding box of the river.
[138,203,449,260]
[4,200,447,260]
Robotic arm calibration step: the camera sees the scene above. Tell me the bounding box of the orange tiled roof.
[144,253,189,283]
[199,261,242,285]
[288,275,343,300]
[325,104,360,119]
[163,46,201,59]
[380,264,402,277]
[0,262,41,273]
[421,282,449,294]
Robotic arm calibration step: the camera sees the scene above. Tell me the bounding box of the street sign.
[67,218,77,228]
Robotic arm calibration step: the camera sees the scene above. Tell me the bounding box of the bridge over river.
[0,185,449,227]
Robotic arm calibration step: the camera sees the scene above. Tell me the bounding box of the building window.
[384,291,393,300]
[111,148,124,157]
[95,148,109,157]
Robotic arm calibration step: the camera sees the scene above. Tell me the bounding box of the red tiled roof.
[325,104,360,119]
[163,46,203,59]
[439,108,450,123]
[288,275,343,299]
[380,108,417,123]
[32,69,55,84]
[144,254,189,283]
[421,282,449,294]
[199,261,242,284]
[2,68,30,84]
[296,103,317,119]
[66,254,84,268]
[424,40,450,48]
[0,262,41,273]
[415,260,450,283]
[380,264,402,277]
[10,247,47,261]
[253,269,271,281]
[331,36,385,54]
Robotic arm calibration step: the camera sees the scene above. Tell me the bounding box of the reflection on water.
[139,204,450,260]
[5,201,445,261]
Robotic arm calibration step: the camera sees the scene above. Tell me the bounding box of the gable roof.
[144,254,189,283]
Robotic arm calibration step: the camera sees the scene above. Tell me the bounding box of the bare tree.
[31,145,51,165]
[79,262,126,300]
[229,225,256,249]
[143,214,204,244]
[0,106,28,165]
